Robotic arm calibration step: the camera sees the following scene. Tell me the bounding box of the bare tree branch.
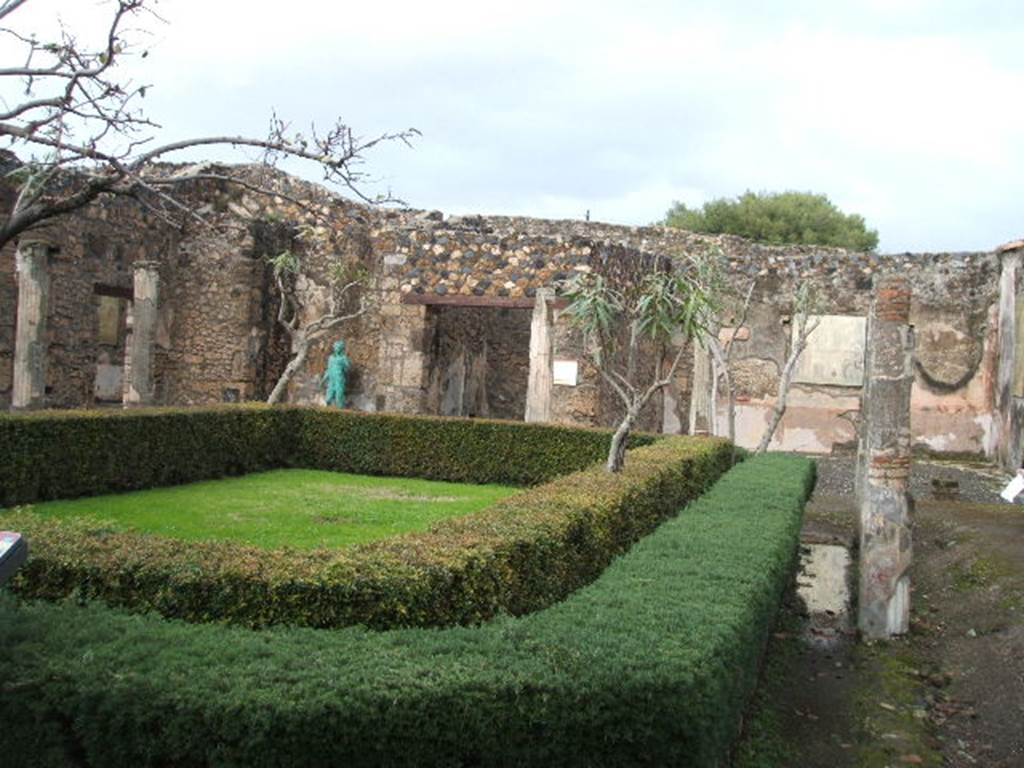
[0,0,417,250]
[266,242,375,405]
[755,305,822,453]
[704,278,755,443]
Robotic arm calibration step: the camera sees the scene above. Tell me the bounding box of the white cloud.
[3,0,1023,251]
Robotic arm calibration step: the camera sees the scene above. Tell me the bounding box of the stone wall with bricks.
[0,163,1011,459]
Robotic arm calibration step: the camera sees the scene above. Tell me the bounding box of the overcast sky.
[6,0,1024,252]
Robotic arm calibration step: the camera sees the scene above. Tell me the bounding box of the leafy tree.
[562,262,716,472]
[663,190,879,251]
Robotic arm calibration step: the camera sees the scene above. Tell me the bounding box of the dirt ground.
[733,457,1024,768]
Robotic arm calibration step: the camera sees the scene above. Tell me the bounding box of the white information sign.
[553,359,579,386]
[1000,472,1024,503]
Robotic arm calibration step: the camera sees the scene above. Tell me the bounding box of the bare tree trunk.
[267,336,308,404]
[755,315,820,453]
[706,280,754,445]
[707,340,735,444]
[607,409,638,472]
[599,338,687,473]
[755,355,795,453]
[266,273,369,405]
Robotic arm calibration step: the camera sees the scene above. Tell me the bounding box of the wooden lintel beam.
[400,292,567,309]
[93,283,133,300]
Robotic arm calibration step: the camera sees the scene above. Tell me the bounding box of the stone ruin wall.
[1,166,1014,460]
[375,211,1002,453]
[0,169,383,411]
[0,199,154,409]
[372,213,670,430]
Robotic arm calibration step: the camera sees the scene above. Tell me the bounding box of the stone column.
[524,288,553,422]
[858,277,914,639]
[995,243,1021,470]
[12,241,53,410]
[123,260,160,407]
[688,343,713,435]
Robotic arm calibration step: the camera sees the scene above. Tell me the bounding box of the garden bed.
[0,453,815,767]
[2,406,727,629]
[23,469,516,550]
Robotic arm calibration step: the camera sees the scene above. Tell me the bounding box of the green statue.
[322,340,350,408]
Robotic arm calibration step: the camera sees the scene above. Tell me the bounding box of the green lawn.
[21,470,517,550]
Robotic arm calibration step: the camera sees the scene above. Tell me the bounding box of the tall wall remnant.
[525,288,554,422]
[11,240,53,409]
[123,260,160,407]
[995,240,1023,470]
[858,277,914,639]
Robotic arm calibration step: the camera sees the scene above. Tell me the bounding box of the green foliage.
[269,248,301,275]
[561,272,623,347]
[0,454,814,767]
[561,266,718,472]
[634,270,714,342]
[0,405,651,506]
[562,269,714,356]
[26,469,516,550]
[0,406,299,507]
[297,406,657,486]
[664,190,879,251]
[3,406,712,630]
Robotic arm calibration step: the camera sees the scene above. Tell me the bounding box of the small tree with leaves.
[265,222,373,404]
[562,264,715,472]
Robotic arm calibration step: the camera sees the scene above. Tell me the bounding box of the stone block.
[94,362,123,402]
[399,353,425,387]
[97,296,122,345]
[717,326,750,343]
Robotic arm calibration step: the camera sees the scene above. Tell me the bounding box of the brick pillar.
[858,277,914,639]
[123,260,160,407]
[524,288,553,422]
[12,241,53,410]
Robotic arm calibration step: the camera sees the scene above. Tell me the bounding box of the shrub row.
[297,407,658,486]
[0,406,298,507]
[6,435,731,628]
[0,405,658,506]
[0,454,815,767]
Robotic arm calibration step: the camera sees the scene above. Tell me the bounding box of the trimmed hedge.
[0,454,815,767]
[2,405,697,628]
[0,405,658,506]
[0,406,298,506]
[5,435,731,628]
[297,407,659,486]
